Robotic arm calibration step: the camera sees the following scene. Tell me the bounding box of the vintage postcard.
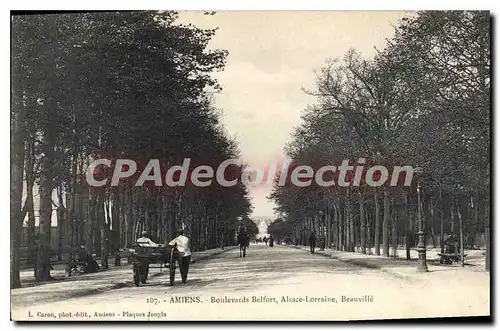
[10,10,491,321]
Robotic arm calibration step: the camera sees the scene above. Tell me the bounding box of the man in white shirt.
[136,231,160,247]
[169,229,191,284]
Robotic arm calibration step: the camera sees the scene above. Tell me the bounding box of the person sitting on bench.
[76,244,100,273]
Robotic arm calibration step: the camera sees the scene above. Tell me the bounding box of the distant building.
[253,216,274,238]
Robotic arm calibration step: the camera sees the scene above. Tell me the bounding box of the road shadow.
[340,256,480,271]
[295,247,486,277]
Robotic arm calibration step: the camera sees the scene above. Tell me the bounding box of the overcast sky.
[179,11,412,217]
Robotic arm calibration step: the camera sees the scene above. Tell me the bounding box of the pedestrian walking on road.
[309,232,317,254]
[169,229,192,284]
[237,220,248,257]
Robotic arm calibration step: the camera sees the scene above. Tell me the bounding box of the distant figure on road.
[237,221,249,257]
[309,232,317,254]
[269,235,274,247]
[169,229,192,284]
[263,237,268,245]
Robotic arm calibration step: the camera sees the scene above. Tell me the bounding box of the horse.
[237,232,248,257]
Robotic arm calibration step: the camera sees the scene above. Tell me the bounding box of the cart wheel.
[170,265,175,286]
[133,268,140,287]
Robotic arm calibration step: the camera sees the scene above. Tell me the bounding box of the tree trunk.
[347,189,354,252]
[126,186,134,246]
[391,198,397,257]
[10,90,26,289]
[366,207,371,252]
[374,190,380,256]
[485,201,490,272]
[450,198,455,234]
[36,90,58,281]
[429,197,436,248]
[98,193,109,268]
[472,193,479,249]
[26,182,36,266]
[66,139,79,263]
[326,207,332,248]
[38,112,56,281]
[456,201,465,268]
[120,197,126,247]
[439,187,445,254]
[88,193,97,254]
[111,187,120,252]
[382,189,390,257]
[25,136,36,267]
[336,201,342,250]
[56,184,65,261]
[57,206,66,261]
[93,192,102,256]
[359,192,366,254]
[405,194,411,260]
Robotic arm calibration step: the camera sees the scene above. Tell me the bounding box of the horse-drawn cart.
[129,244,177,286]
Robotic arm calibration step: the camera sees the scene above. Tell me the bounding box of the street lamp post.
[416,181,428,272]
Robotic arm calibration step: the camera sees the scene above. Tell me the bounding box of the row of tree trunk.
[290,187,490,265]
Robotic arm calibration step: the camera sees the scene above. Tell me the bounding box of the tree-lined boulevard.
[10,10,490,321]
[11,11,258,287]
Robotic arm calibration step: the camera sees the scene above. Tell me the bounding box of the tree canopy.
[269,11,490,264]
[11,11,253,287]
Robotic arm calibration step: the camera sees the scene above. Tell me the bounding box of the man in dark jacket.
[308,232,317,254]
[77,244,100,273]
